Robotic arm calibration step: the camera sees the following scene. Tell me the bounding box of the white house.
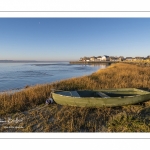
[101,55,110,61]
[135,57,144,60]
[119,56,125,61]
[86,58,90,62]
[97,56,102,61]
[90,56,97,61]
[125,57,133,61]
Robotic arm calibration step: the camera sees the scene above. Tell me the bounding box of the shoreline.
[2,61,149,94]
[69,61,118,65]
[1,61,149,95]
[0,63,109,94]
[70,60,150,66]
[0,89,23,94]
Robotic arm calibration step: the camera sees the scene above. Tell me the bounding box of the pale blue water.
[0,62,107,92]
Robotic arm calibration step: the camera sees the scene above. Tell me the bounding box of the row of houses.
[79,55,150,62]
[80,55,125,62]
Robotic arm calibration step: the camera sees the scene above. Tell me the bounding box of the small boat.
[51,88,150,107]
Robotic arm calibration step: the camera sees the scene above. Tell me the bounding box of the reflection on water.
[31,63,71,66]
[89,64,109,67]
[0,62,108,92]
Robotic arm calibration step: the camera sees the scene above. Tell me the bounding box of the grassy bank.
[0,63,150,132]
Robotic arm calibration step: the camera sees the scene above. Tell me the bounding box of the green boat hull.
[51,88,150,107]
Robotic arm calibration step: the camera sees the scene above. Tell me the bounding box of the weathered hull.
[51,88,150,107]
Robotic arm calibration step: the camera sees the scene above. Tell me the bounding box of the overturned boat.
[51,88,150,107]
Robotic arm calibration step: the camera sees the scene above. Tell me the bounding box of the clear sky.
[0,18,150,61]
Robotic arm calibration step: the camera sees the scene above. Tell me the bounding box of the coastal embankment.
[0,62,150,132]
[70,60,150,67]
[70,61,119,65]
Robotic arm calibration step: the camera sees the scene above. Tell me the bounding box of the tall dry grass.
[0,84,53,115]
[90,63,150,89]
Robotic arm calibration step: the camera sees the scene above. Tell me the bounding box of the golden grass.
[0,62,150,132]
[90,63,150,89]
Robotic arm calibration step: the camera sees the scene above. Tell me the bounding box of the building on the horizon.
[80,57,91,62]
[90,56,97,61]
[97,56,102,61]
[119,56,125,61]
[135,57,145,60]
[101,55,110,61]
[79,55,150,62]
[125,57,134,61]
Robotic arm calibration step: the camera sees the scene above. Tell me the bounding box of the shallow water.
[0,62,107,92]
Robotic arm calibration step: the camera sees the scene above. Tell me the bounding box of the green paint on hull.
[51,88,150,107]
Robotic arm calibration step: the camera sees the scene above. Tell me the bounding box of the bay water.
[0,62,107,92]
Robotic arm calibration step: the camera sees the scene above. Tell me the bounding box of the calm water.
[0,62,107,92]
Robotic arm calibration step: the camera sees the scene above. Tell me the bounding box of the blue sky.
[0,18,150,61]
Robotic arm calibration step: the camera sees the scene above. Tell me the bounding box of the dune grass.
[0,62,150,132]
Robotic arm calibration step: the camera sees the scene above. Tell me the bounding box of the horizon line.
[0,60,72,62]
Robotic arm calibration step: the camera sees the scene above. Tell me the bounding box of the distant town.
[79,55,150,62]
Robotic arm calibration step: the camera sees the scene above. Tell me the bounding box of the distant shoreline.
[69,61,119,65]
[0,60,69,63]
